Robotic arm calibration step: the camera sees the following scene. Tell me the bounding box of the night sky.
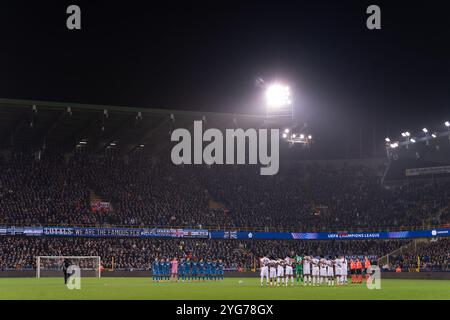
[0,1,449,158]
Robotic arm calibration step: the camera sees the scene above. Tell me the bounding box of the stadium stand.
[388,238,449,272]
[0,237,447,272]
[1,150,449,231]
[0,99,448,274]
[0,237,409,270]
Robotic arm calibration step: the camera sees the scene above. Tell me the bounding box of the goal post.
[36,256,101,278]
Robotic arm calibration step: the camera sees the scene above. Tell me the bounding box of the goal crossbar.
[36,256,101,278]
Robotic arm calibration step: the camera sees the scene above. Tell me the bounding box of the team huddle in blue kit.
[152,257,225,281]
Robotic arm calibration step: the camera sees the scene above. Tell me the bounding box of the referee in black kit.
[63,258,71,284]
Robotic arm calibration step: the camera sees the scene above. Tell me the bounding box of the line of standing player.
[152,257,224,282]
[260,254,352,287]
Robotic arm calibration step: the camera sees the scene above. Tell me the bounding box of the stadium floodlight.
[265,83,291,107]
[390,143,399,148]
[405,131,410,137]
[110,142,116,146]
[79,141,87,145]
[445,121,450,127]
[284,128,290,134]
[385,137,391,142]
[410,138,416,143]
[422,128,428,133]
[139,144,145,148]
[401,132,406,137]
[432,133,437,138]
[283,131,312,145]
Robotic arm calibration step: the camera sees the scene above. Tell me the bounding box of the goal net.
[36,256,101,278]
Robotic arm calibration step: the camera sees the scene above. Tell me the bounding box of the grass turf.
[0,277,449,300]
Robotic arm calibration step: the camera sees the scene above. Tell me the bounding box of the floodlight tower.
[446,121,450,140]
[259,78,312,146]
[264,83,294,121]
[422,128,430,145]
[401,131,410,149]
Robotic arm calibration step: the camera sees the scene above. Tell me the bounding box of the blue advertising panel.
[0,226,448,240]
[0,226,209,238]
[210,228,450,240]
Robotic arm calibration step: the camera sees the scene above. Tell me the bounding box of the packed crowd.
[0,151,449,231]
[0,237,418,271]
[0,153,94,225]
[391,239,449,272]
[196,163,450,230]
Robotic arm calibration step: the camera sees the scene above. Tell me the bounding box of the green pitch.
[0,278,449,300]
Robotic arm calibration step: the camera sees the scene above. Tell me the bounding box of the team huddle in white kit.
[259,255,349,287]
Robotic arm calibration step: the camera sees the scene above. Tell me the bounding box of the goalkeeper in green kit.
[295,254,303,284]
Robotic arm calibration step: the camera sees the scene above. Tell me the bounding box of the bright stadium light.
[445,121,450,127]
[299,134,305,139]
[405,131,410,137]
[282,133,287,138]
[410,138,416,143]
[284,128,290,133]
[292,134,296,138]
[265,83,292,107]
[390,143,399,148]
[432,133,437,138]
[401,132,406,137]
[308,134,312,140]
[385,137,391,142]
[422,128,428,133]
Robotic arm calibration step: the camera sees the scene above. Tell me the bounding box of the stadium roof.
[0,98,271,154]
